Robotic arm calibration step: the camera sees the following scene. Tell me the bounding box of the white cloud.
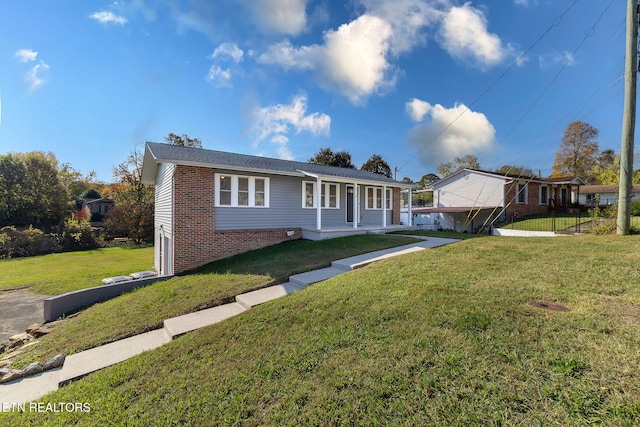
[437,3,510,70]
[259,1,512,103]
[270,134,294,160]
[406,98,432,122]
[90,11,128,25]
[259,14,395,105]
[26,61,50,92]
[406,101,495,166]
[246,0,308,36]
[210,43,244,63]
[249,94,330,159]
[205,66,232,87]
[538,51,575,70]
[359,0,439,56]
[258,40,316,70]
[14,49,38,63]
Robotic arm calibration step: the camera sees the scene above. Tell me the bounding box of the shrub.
[590,220,617,235]
[60,218,102,251]
[0,226,59,258]
[631,200,640,216]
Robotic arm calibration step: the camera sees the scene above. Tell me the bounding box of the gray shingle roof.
[143,142,410,186]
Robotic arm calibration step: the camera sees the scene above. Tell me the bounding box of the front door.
[346,186,354,223]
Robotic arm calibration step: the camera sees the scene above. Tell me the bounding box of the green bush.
[0,226,59,258]
[60,218,102,251]
[631,200,640,216]
[590,221,617,235]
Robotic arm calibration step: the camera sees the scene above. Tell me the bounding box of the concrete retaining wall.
[43,276,172,322]
[492,228,559,237]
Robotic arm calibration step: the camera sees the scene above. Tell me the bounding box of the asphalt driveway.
[0,289,48,342]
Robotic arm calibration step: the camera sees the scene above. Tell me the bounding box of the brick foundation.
[173,165,302,274]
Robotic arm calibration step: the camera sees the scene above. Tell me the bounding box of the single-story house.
[578,184,640,207]
[82,197,114,217]
[411,169,583,233]
[141,142,414,275]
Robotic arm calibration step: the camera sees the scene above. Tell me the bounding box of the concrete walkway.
[0,236,458,406]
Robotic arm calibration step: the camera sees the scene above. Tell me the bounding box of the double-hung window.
[302,182,340,209]
[516,183,527,204]
[539,186,548,205]
[215,174,269,207]
[366,187,391,210]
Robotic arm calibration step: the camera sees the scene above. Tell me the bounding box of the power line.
[396,0,580,173]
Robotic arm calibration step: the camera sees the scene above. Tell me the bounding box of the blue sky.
[0,0,628,183]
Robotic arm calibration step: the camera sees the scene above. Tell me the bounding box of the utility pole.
[617,0,639,235]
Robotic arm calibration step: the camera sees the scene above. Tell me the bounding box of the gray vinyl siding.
[214,172,392,230]
[155,163,175,234]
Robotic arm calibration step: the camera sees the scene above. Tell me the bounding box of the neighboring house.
[578,184,640,207]
[411,169,583,233]
[141,142,414,275]
[82,198,114,218]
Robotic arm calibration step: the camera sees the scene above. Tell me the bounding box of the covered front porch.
[301,224,414,241]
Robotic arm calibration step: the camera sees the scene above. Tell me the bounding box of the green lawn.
[0,246,154,295]
[6,234,421,369]
[4,235,640,425]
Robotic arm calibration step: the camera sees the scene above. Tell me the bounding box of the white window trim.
[516,182,528,205]
[364,187,393,211]
[215,174,270,208]
[302,181,340,209]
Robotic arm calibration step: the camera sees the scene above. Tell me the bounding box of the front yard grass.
[0,246,154,295]
[4,235,640,425]
[6,234,420,369]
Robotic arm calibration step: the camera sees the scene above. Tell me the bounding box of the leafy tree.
[495,165,535,177]
[437,155,481,177]
[0,154,27,226]
[552,120,599,180]
[80,188,102,199]
[308,147,356,169]
[59,163,97,198]
[402,177,414,184]
[597,149,616,169]
[105,147,154,243]
[0,152,69,226]
[418,173,440,188]
[165,133,202,148]
[361,154,392,178]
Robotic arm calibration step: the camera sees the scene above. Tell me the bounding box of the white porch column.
[408,188,413,226]
[382,185,387,227]
[316,177,322,230]
[353,183,358,229]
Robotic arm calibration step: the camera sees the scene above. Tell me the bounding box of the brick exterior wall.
[504,181,549,218]
[173,165,302,274]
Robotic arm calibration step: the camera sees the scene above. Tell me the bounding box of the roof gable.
[142,142,411,187]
